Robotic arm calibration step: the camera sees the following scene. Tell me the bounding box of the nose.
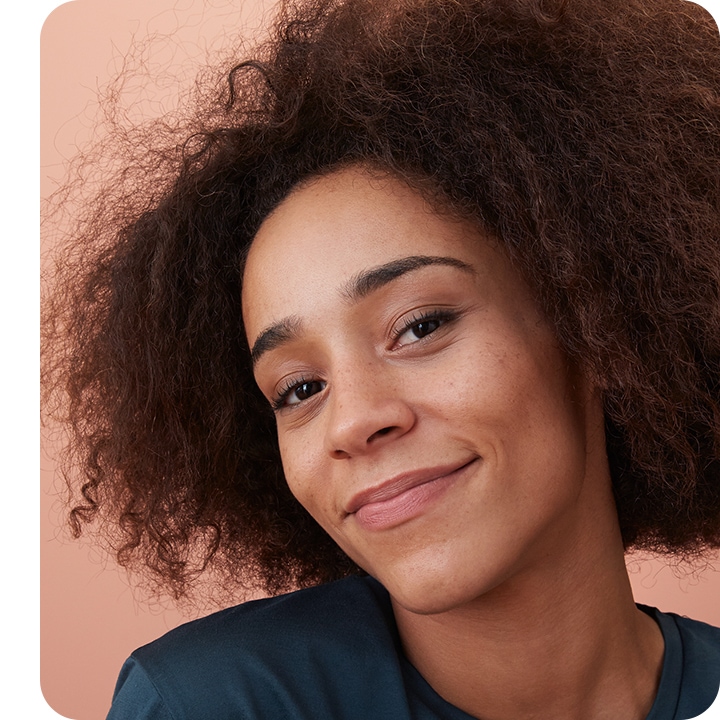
[324,365,416,459]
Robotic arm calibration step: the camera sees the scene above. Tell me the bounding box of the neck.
[392,525,664,720]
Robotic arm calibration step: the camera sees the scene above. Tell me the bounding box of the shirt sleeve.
[106,656,175,720]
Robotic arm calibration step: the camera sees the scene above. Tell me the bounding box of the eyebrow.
[343,255,474,301]
[250,254,474,365]
[250,317,302,365]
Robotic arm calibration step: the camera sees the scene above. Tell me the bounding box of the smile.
[346,459,479,531]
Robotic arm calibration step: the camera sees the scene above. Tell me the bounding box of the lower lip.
[353,461,476,531]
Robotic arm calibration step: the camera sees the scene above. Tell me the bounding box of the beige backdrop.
[41,1,720,719]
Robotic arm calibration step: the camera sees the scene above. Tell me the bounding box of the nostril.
[326,398,415,458]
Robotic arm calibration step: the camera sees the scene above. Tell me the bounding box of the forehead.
[250,168,470,269]
[241,168,484,333]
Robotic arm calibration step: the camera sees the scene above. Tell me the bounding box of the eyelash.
[393,308,458,347]
[271,375,320,412]
[270,308,459,411]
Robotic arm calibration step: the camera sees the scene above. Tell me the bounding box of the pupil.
[414,319,438,338]
[296,382,317,400]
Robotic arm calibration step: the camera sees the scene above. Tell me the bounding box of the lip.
[346,458,478,531]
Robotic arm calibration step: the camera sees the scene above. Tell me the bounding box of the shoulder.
[649,608,720,719]
[108,575,408,720]
[671,612,720,697]
[134,573,391,663]
[672,612,720,652]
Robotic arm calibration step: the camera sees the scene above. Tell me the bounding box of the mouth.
[346,458,479,531]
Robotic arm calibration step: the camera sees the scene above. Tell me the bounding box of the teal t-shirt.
[106,576,720,720]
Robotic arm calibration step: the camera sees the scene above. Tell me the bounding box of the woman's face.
[243,166,611,614]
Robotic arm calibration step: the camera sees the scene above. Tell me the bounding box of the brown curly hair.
[42,0,720,601]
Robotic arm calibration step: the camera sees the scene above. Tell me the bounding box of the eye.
[409,318,441,339]
[273,378,326,410]
[394,310,456,348]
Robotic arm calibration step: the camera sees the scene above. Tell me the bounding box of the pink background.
[41,2,720,719]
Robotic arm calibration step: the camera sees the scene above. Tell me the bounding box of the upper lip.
[345,459,476,515]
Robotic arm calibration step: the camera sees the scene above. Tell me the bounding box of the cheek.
[277,432,326,512]
[427,329,585,463]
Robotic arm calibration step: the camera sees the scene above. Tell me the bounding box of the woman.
[42,0,720,718]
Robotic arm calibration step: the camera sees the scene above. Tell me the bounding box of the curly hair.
[42,0,720,601]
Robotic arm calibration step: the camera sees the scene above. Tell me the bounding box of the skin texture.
[243,166,665,719]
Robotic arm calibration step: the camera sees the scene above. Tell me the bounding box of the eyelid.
[271,375,307,411]
[390,307,461,349]
[271,374,325,412]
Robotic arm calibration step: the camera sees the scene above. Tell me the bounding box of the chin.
[388,575,498,616]
[374,548,511,616]
[393,590,468,616]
